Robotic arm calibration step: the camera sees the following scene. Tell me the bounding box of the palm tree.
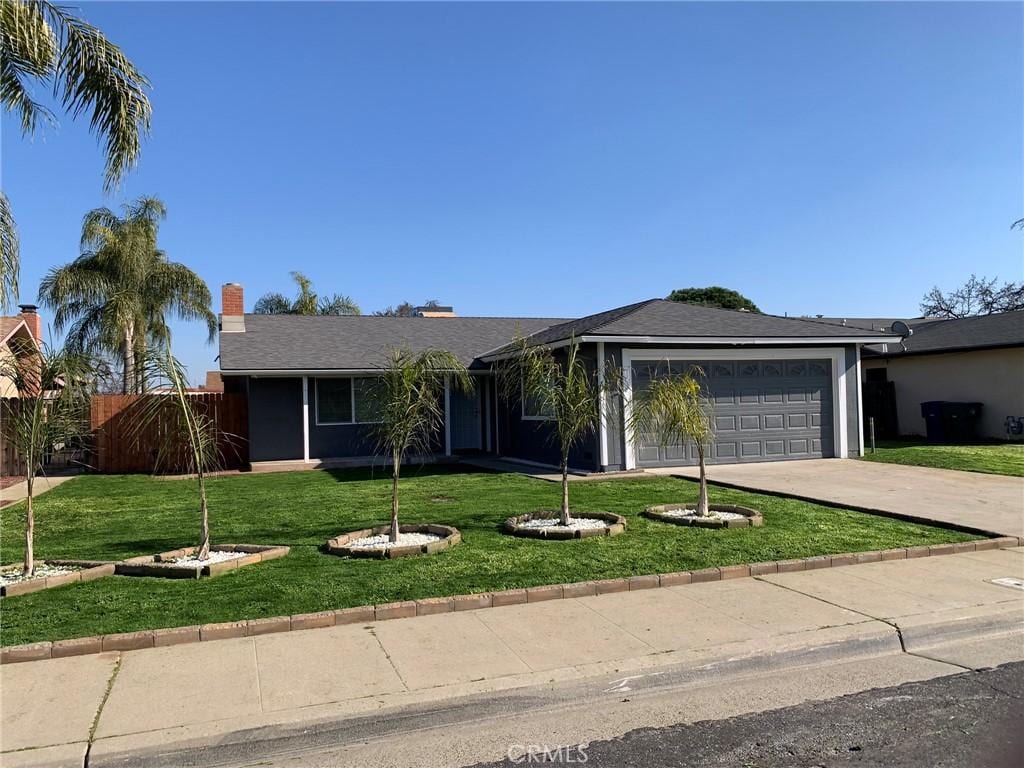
[373,348,473,543]
[498,335,600,526]
[627,368,714,516]
[132,350,229,560]
[0,341,93,576]
[253,272,361,316]
[38,196,216,394]
[1,0,151,309]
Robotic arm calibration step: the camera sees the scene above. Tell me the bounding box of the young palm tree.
[38,196,216,394]
[253,272,361,316]
[627,368,714,516]
[132,351,228,560]
[1,0,151,309]
[499,335,600,526]
[373,348,473,543]
[0,341,93,576]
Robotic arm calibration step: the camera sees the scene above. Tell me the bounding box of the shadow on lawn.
[322,462,498,484]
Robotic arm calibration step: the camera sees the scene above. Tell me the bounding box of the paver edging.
[3,535,1018,664]
[0,560,115,598]
[113,544,290,579]
[502,511,626,540]
[324,524,460,559]
[643,503,763,529]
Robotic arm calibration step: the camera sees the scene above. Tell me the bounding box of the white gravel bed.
[519,517,610,531]
[166,549,249,568]
[346,532,442,550]
[0,563,79,586]
[658,508,746,521]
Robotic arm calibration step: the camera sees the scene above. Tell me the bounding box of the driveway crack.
[83,652,123,768]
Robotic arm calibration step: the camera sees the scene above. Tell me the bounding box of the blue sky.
[4,1,1022,382]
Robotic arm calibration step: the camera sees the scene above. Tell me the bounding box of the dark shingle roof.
[811,317,939,333]
[862,310,1024,358]
[221,300,900,373]
[486,299,893,356]
[219,314,568,371]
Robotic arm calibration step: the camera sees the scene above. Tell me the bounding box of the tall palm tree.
[1,0,151,310]
[38,196,215,394]
[254,271,361,316]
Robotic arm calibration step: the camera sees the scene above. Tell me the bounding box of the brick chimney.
[220,283,245,333]
[18,304,42,342]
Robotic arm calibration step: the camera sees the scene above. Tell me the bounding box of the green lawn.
[860,440,1024,477]
[0,466,980,646]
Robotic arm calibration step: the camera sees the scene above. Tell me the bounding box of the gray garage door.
[632,358,834,467]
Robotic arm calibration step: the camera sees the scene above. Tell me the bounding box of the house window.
[521,378,555,421]
[315,377,384,425]
[315,378,352,424]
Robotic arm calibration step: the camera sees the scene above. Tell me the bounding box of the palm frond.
[0,191,19,310]
[41,1,151,190]
[0,0,57,135]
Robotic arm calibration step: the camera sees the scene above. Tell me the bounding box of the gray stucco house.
[217,283,899,472]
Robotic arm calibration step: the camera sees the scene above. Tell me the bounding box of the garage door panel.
[633,357,834,467]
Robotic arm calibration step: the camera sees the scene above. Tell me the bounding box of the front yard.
[0,466,980,646]
[860,440,1024,477]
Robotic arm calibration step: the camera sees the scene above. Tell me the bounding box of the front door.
[450,388,482,452]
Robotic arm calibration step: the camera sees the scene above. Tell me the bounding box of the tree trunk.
[196,471,210,560]
[560,457,571,526]
[389,450,401,543]
[122,323,135,395]
[23,487,34,577]
[696,444,710,517]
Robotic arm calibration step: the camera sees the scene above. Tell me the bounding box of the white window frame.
[313,376,383,426]
[620,347,850,470]
[520,377,555,421]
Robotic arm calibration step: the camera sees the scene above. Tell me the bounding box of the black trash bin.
[943,402,983,442]
[919,401,983,443]
[920,401,946,442]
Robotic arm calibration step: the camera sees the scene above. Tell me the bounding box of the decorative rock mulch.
[115,543,290,579]
[325,524,461,559]
[644,503,763,529]
[0,560,115,598]
[503,511,626,540]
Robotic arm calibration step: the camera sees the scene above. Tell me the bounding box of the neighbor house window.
[315,377,383,425]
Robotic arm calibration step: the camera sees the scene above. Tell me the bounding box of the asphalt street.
[470,661,1024,768]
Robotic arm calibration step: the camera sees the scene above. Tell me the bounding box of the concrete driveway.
[666,459,1024,538]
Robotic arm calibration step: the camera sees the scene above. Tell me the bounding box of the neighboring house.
[849,311,1024,440]
[217,283,899,471]
[0,305,42,398]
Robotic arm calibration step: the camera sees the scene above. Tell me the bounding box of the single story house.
[217,283,900,472]
[848,310,1023,440]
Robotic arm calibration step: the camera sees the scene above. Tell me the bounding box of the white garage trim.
[620,347,850,470]
[855,345,864,457]
[597,341,609,468]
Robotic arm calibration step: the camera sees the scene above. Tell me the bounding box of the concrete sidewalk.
[665,459,1024,537]
[3,549,1022,768]
[0,474,78,507]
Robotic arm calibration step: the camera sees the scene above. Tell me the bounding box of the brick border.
[643,503,763,529]
[3,536,1019,664]
[114,544,290,579]
[0,560,115,598]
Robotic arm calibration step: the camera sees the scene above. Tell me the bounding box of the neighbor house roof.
[862,310,1024,358]
[1,317,30,345]
[811,316,940,333]
[219,315,569,372]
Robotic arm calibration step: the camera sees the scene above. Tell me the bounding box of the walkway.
[664,458,1024,538]
[3,548,1022,768]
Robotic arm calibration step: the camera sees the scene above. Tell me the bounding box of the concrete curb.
[2,536,1020,665]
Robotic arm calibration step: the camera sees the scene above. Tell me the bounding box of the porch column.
[444,375,452,456]
[597,341,608,470]
[301,376,310,462]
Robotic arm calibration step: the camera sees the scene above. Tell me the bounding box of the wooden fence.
[90,393,249,473]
